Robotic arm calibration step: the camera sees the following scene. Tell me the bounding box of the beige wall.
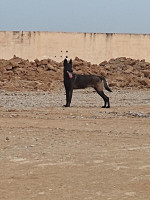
[0,31,150,64]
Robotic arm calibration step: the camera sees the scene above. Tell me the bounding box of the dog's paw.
[63,104,70,107]
[101,105,110,108]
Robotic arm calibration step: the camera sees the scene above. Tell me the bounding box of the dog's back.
[73,74,102,89]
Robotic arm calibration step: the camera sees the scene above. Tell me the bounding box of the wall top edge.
[0,31,150,36]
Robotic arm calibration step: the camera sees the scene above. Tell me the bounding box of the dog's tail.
[101,76,112,92]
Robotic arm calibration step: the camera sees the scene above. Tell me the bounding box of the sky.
[0,0,150,34]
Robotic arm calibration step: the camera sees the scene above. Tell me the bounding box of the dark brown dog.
[63,58,112,108]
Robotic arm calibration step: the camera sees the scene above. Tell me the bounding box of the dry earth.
[0,56,150,199]
[0,88,150,200]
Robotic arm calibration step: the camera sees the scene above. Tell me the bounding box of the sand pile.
[0,56,62,91]
[73,57,150,89]
[0,55,149,91]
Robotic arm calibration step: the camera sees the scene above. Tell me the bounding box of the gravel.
[0,88,149,110]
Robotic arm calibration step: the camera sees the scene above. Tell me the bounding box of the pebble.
[5,137,9,141]
[0,89,149,110]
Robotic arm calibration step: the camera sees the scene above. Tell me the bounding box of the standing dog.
[63,58,112,108]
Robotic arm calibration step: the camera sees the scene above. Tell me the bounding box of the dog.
[63,58,112,108]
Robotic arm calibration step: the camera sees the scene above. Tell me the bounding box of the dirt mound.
[73,57,150,89]
[0,55,149,91]
[98,57,150,89]
[0,55,62,91]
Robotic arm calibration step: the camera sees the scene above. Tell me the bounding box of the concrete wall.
[0,31,150,64]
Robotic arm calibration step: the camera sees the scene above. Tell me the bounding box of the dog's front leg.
[64,87,70,107]
[65,87,73,107]
[65,87,70,107]
[68,88,73,107]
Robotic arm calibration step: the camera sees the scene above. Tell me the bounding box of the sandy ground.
[0,88,150,200]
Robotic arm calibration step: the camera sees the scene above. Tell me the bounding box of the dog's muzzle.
[67,71,73,79]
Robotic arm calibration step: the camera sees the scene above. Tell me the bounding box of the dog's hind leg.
[95,89,110,108]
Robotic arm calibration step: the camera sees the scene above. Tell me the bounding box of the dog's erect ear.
[64,58,68,66]
[69,59,72,65]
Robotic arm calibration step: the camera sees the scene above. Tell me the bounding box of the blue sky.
[0,0,150,34]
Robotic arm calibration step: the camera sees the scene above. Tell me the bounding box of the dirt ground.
[0,88,150,200]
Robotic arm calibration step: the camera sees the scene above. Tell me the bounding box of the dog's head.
[63,58,73,79]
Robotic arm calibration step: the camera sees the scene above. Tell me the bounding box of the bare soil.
[0,56,150,199]
[0,88,150,200]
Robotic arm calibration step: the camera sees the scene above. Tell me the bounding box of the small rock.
[6,137,9,141]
